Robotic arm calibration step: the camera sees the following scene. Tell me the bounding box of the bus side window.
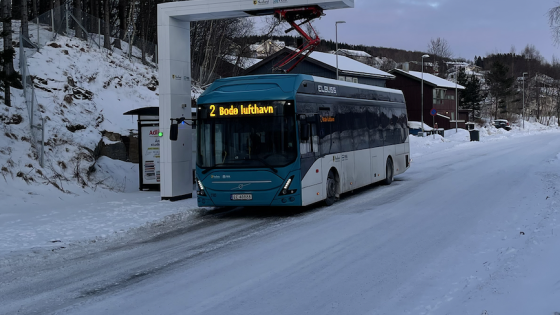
[311,123,318,153]
[300,117,318,156]
[300,121,311,156]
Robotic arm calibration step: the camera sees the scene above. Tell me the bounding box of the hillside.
[1,30,164,204]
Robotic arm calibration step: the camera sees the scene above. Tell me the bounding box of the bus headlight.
[197,179,206,196]
[279,176,297,196]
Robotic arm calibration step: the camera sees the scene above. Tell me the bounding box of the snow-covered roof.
[306,50,393,79]
[408,121,433,131]
[223,55,262,70]
[392,69,465,89]
[330,49,373,58]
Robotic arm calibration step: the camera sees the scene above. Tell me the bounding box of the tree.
[74,0,85,40]
[103,0,111,50]
[549,4,560,45]
[485,61,515,119]
[1,0,19,106]
[114,0,128,50]
[463,75,485,121]
[21,0,32,47]
[427,37,452,78]
[455,66,467,105]
[32,0,37,20]
[53,0,62,34]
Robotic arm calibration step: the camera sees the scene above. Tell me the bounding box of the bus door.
[299,113,321,188]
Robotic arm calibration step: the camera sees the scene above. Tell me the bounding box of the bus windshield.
[197,101,297,170]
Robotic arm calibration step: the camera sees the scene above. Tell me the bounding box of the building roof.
[245,47,394,80]
[223,55,262,70]
[390,69,465,89]
[330,49,373,58]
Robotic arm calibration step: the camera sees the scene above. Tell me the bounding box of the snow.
[0,26,200,255]
[408,120,433,131]
[330,49,373,58]
[393,68,466,89]
[33,124,559,315]
[286,47,393,78]
[223,55,263,70]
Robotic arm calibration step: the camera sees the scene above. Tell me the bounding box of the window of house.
[433,89,446,105]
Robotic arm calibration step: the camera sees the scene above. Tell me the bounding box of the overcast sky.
[302,0,558,63]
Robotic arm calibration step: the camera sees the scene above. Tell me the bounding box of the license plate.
[231,194,252,201]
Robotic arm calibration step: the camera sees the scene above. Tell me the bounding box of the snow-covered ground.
[1,27,204,257]
[0,119,552,257]
[0,119,557,257]
[1,125,557,315]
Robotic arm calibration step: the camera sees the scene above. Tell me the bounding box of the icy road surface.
[1,132,560,315]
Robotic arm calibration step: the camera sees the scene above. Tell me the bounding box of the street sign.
[430,109,437,116]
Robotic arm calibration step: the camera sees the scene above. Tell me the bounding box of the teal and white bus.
[195,74,410,207]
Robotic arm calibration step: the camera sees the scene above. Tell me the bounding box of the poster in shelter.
[141,126,160,184]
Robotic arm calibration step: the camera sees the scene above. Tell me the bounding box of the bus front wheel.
[384,157,394,185]
[325,170,337,206]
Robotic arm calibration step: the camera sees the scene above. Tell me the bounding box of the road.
[1,132,560,315]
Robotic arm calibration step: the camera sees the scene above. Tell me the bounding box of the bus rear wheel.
[384,157,394,185]
[325,170,337,206]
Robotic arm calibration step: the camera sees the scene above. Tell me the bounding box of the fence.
[19,33,45,167]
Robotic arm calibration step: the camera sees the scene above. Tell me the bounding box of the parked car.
[492,119,511,131]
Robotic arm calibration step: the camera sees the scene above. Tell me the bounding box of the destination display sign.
[200,101,292,119]
[210,104,275,117]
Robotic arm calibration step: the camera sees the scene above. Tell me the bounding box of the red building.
[387,69,470,130]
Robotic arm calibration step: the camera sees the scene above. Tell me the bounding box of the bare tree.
[53,0,62,34]
[427,37,452,59]
[126,1,136,58]
[260,16,288,38]
[114,0,127,50]
[549,4,560,45]
[74,0,86,40]
[21,0,30,44]
[32,0,37,20]
[103,0,111,50]
[521,44,544,63]
[2,0,15,106]
[427,37,452,77]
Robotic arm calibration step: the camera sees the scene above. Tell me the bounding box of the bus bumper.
[198,189,301,207]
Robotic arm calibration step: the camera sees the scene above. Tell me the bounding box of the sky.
[304,0,559,63]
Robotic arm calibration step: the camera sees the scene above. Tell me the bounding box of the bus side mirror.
[170,123,179,141]
[300,122,310,141]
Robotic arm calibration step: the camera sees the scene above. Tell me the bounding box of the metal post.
[65,1,69,35]
[30,85,34,127]
[421,54,429,136]
[98,21,101,48]
[433,115,435,139]
[523,72,527,129]
[51,9,54,33]
[335,21,345,81]
[40,117,45,167]
[455,70,458,132]
[37,17,40,52]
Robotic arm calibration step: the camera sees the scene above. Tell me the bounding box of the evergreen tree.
[463,74,485,121]
[485,61,515,119]
[456,67,468,107]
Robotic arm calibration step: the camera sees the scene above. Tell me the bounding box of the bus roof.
[197,74,403,105]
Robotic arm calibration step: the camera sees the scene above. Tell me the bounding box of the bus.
[194,74,410,207]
